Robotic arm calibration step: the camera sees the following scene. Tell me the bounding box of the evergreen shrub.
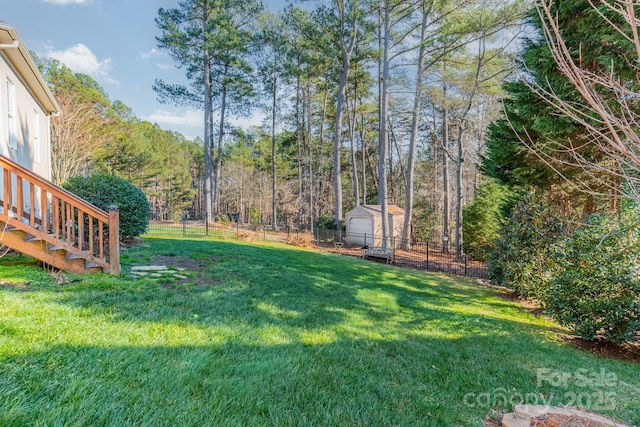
[462,180,510,261]
[64,173,150,241]
[317,215,338,230]
[543,210,640,344]
[487,192,565,298]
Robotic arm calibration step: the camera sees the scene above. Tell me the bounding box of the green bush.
[543,210,640,344]
[317,215,338,230]
[462,180,511,261]
[64,173,150,241]
[412,199,438,242]
[487,192,565,298]
[248,208,261,229]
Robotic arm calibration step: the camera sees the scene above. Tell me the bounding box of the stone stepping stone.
[501,405,631,427]
[131,265,169,272]
[130,265,188,279]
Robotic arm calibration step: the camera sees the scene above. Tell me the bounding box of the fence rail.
[144,220,488,279]
[313,228,488,278]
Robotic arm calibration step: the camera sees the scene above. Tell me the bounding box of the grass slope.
[0,237,638,426]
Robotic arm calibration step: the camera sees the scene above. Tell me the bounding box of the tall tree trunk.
[454,128,464,261]
[378,0,391,248]
[334,74,346,234]
[360,110,367,204]
[348,89,360,206]
[401,1,431,249]
[271,71,278,231]
[388,118,395,206]
[317,84,328,224]
[306,83,314,231]
[202,5,213,220]
[203,51,213,220]
[296,77,303,231]
[333,0,358,235]
[442,80,450,253]
[212,65,229,222]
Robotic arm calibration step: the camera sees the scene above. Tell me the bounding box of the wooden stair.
[0,155,119,275]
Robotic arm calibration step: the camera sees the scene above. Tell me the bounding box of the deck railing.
[0,154,119,274]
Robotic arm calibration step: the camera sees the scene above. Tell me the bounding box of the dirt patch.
[286,233,315,248]
[148,255,220,289]
[0,281,30,291]
[150,255,210,270]
[530,413,614,427]
[487,413,628,427]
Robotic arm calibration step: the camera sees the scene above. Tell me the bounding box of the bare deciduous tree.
[522,0,640,202]
[51,87,112,185]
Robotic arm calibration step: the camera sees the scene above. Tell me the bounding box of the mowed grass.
[0,237,639,426]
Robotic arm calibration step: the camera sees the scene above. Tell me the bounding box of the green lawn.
[0,237,638,426]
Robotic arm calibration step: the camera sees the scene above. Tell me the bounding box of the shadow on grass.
[2,335,638,427]
[44,238,558,337]
[2,238,640,425]
[3,238,560,337]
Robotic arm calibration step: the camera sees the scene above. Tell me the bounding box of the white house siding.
[0,23,58,221]
[0,53,52,180]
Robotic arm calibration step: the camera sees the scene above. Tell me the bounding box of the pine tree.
[482,0,636,205]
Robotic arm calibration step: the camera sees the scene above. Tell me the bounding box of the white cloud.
[147,109,203,128]
[138,48,161,60]
[43,0,88,4]
[138,48,175,71]
[46,43,118,85]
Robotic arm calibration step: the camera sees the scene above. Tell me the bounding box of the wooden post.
[108,205,120,275]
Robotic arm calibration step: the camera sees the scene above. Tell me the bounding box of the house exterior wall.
[0,53,52,181]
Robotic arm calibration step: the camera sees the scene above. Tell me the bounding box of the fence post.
[364,233,367,247]
[464,254,467,276]
[425,241,429,270]
[108,205,120,275]
[390,236,395,263]
[205,212,209,237]
[236,221,239,239]
[183,213,187,237]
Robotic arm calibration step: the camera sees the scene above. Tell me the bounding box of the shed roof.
[348,204,405,216]
[0,22,60,115]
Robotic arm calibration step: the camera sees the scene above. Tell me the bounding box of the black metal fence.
[314,228,488,279]
[143,219,488,279]
[144,219,303,242]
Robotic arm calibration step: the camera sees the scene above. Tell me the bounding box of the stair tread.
[85,260,101,269]
[67,251,90,260]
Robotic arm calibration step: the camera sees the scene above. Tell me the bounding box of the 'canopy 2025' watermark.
[462,368,619,410]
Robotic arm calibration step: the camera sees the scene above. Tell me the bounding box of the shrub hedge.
[487,193,640,344]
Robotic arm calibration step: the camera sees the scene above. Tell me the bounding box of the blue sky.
[3,0,287,140]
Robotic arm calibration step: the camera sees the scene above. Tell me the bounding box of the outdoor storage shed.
[345,205,405,246]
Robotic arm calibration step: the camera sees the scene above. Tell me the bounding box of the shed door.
[347,216,372,246]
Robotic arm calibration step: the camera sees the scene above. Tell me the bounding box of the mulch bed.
[563,336,640,363]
